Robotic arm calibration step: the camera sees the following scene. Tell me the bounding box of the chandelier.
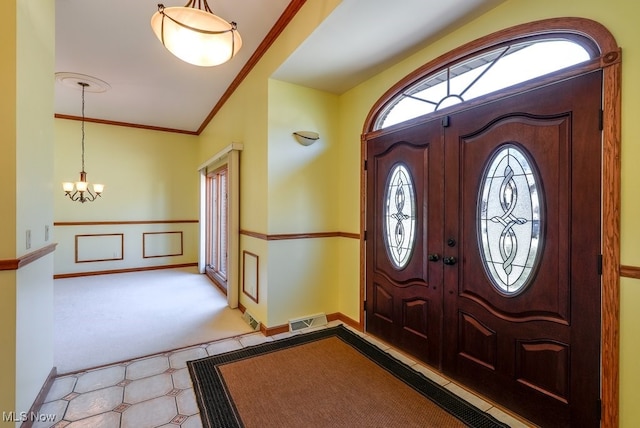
[151,0,242,67]
[62,82,104,203]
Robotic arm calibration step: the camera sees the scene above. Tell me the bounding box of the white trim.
[197,142,244,171]
[227,149,240,309]
[198,143,243,309]
[198,172,207,274]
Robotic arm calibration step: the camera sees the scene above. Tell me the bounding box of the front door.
[365,71,602,427]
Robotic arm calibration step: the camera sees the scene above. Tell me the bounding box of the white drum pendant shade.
[151,7,242,67]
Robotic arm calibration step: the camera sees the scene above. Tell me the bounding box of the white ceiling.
[55,0,503,134]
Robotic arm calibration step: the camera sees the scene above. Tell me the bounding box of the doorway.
[205,165,229,293]
[365,71,602,427]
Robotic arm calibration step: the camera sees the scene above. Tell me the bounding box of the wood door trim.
[601,52,621,428]
[361,18,621,427]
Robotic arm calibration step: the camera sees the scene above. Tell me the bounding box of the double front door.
[365,71,602,427]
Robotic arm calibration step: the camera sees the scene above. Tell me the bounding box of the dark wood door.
[365,117,444,367]
[364,71,602,428]
[442,71,602,428]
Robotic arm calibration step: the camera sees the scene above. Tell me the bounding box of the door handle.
[428,254,440,262]
[443,256,457,265]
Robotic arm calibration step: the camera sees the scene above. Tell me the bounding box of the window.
[383,163,417,269]
[375,37,596,130]
[205,166,228,289]
[477,144,542,295]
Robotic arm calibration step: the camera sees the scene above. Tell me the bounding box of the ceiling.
[55,0,503,134]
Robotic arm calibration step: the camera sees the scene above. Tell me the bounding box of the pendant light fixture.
[62,81,104,203]
[151,1,242,67]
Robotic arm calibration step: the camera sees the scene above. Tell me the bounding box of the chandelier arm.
[68,191,85,203]
[84,188,97,202]
[158,8,237,35]
[69,189,99,204]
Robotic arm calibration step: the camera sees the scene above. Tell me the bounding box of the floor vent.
[242,311,261,331]
[289,313,328,332]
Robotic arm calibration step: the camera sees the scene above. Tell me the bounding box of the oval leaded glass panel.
[477,144,543,295]
[384,163,417,269]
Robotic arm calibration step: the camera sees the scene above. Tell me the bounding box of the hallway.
[54,267,253,374]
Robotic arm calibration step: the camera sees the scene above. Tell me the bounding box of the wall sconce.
[293,131,320,146]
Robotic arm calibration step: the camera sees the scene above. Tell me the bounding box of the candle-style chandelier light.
[62,81,104,203]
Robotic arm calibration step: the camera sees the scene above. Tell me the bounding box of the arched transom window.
[374,35,598,130]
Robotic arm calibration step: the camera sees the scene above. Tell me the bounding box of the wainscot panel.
[53,220,198,275]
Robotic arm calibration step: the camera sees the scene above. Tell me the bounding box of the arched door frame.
[360,18,621,427]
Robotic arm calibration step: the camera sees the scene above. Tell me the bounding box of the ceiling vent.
[242,311,261,331]
[289,313,328,332]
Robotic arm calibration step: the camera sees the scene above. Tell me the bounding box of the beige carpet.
[54,267,253,373]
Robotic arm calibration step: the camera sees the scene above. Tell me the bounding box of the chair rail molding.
[620,265,640,280]
[0,243,58,271]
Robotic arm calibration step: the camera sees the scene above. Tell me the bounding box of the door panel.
[443,71,602,428]
[365,71,602,428]
[365,119,443,367]
[458,117,571,321]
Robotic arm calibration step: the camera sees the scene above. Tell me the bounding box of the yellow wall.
[55,120,199,222]
[197,60,270,237]
[0,0,18,418]
[0,1,17,259]
[197,0,342,327]
[260,80,341,326]
[0,0,55,424]
[267,80,340,233]
[196,48,273,325]
[53,119,199,274]
[15,0,56,418]
[197,0,342,235]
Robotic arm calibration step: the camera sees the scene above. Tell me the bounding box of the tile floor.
[35,322,533,428]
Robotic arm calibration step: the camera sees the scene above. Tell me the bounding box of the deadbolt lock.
[443,256,457,265]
